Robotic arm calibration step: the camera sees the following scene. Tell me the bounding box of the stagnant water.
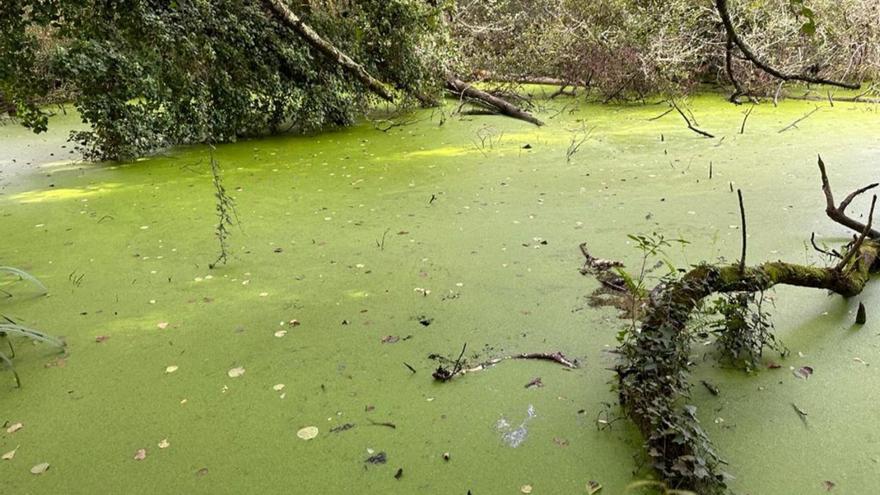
[1,95,879,494]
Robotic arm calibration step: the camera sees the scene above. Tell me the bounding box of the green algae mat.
[2,96,880,494]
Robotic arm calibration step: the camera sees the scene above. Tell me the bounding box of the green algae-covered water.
[1,95,880,494]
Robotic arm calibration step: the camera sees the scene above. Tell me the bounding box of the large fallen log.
[445,77,544,126]
[263,0,395,102]
[584,156,879,493]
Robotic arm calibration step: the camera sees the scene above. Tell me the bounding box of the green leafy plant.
[704,291,785,371]
[207,151,238,269]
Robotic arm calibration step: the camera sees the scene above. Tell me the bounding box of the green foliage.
[789,0,817,35]
[0,0,446,160]
[208,151,237,269]
[705,291,784,370]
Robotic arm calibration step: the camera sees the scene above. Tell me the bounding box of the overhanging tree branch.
[263,0,396,102]
[715,0,861,90]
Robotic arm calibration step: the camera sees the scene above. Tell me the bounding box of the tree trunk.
[445,77,544,126]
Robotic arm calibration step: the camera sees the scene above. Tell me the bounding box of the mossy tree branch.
[591,157,880,493]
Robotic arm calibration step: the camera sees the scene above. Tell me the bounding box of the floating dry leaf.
[587,480,603,494]
[794,366,814,379]
[6,422,23,433]
[381,335,399,344]
[165,365,179,374]
[297,426,319,440]
[30,462,50,474]
[158,439,170,449]
[521,485,533,494]
[274,330,287,338]
[289,319,301,326]
[273,384,285,391]
[227,366,246,378]
[823,480,836,491]
[134,448,147,460]
[2,447,18,460]
[157,322,169,330]
[95,335,110,343]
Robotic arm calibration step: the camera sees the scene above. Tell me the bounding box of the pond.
[1,95,879,493]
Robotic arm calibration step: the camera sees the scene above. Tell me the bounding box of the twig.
[778,106,821,133]
[739,105,754,134]
[818,156,880,238]
[671,101,715,138]
[647,108,674,121]
[738,189,747,274]
[810,232,842,259]
[367,418,397,429]
[836,194,877,272]
[431,349,578,382]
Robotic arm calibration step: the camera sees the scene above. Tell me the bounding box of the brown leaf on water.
[227,366,246,378]
[30,462,50,475]
[196,467,209,477]
[44,357,66,368]
[823,480,836,491]
[6,422,23,434]
[553,437,569,447]
[381,335,399,344]
[157,322,169,330]
[587,480,603,494]
[158,439,170,449]
[134,448,147,460]
[525,377,543,389]
[794,366,814,379]
[95,335,110,343]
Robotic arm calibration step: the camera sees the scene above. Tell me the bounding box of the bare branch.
[715,0,861,90]
[670,101,715,138]
[818,156,880,238]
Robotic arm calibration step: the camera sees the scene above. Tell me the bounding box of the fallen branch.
[592,156,880,493]
[715,0,861,90]
[778,106,821,133]
[445,77,544,126]
[431,350,578,382]
[263,0,395,102]
[671,101,715,138]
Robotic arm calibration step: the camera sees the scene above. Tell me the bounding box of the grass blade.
[0,267,48,294]
[0,350,21,388]
[0,324,65,348]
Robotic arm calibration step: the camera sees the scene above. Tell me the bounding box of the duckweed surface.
[2,95,880,493]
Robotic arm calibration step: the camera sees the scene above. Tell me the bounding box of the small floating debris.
[297,426,319,440]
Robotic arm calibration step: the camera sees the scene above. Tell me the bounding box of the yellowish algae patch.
[0,95,879,494]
